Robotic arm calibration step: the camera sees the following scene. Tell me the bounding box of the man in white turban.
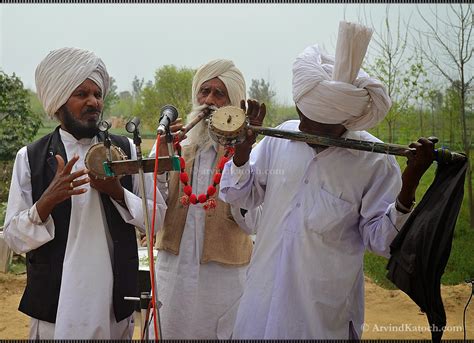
[149,59,260,339]
[3,47,166,339]
[220,22,435,338]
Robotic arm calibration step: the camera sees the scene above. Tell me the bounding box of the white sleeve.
[148,140,169,202]
[358,157,411,257]
[111,138,167,234]
[3,147,55,254]
[219,136,271,210]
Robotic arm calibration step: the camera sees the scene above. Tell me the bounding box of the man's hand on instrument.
[89,175,125,205]
[405,137,436,180]
[233,99,266,167]
[36,154,90,222]
[397,137,435,212]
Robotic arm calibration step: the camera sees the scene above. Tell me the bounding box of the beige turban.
[191,59,246,107]
[292,21,391,131]
[35,47,110,117]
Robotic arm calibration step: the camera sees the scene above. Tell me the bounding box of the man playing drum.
[219,22,435,339]
[149,59,260,339]
[3,47,166,339]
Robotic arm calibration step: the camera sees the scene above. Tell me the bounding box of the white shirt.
[3,128,167,339]
[219,120,410,339]
[150,141,260,339]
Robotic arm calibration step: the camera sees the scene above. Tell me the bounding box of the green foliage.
[108,91,135,118]
[28,89,46,119]
[365,57,428,143]
[103,76,119,118]
[8,254,26,275]
[248,78,276,106]
[0,71,42,160]
[263,104,298,128]
[0,160,14,204]
[134,65,195,130]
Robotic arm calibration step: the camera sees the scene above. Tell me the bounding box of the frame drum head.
[84,143,126,179]
[209,106,247,146]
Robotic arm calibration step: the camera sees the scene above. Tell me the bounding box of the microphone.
[97,120,111,132]
[126,117,140,134]
[157,105,178,135]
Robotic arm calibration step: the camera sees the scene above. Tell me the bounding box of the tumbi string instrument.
[84,112,210,178]
[207,106,466,164]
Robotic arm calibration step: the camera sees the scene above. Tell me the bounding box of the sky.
[0,3,459,105]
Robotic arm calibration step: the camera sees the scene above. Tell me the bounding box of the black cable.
[463,279,473,342]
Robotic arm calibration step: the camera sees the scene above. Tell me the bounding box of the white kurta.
[3,129,166,339]
[150,142,260,339]
[220,120,411,339]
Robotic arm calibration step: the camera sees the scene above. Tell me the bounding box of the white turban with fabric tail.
[191,59,246,107]
[35,47,110,117]
[292,21,391,131]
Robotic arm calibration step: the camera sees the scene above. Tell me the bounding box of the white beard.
[182,104,216,150]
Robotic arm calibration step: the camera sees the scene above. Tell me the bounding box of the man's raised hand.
[36,154,90,222]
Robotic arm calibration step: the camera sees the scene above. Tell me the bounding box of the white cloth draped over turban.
[292,21,391,131]
[35,47,110,117]
[192,59,246,107]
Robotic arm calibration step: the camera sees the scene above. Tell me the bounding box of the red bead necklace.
[174,140,234,210]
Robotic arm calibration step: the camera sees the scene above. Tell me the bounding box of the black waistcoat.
[20,126,139,323]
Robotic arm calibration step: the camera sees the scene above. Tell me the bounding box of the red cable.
[148,134,161,339]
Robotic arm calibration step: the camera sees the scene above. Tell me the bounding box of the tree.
[427,88,443,136]
[132,76,144,101]
[364,7,424,143]
[28,89,47,119]
[108,91,135,119]
[0,71,42,160]
[416,4,473,228]
[248,78,276,105]
[249,78,278,127]
[134,65,195,129]
[103,76,119,118]
[441,83,461,146]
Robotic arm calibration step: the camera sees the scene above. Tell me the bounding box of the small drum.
[84,143,127,179]
[208,106,248,146]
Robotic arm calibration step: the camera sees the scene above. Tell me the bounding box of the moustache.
[82,107,101,116]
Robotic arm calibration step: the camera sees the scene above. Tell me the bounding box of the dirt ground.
[0,272,473,339]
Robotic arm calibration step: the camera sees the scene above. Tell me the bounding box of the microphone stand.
[165,127,174,158]
[128,123,163,340]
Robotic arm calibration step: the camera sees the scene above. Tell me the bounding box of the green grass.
[8,255,26,275]
[363,159,474,289]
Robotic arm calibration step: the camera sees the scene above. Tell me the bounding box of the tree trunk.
[419,107,424,137]
[459,84,473,228]
[387,121,393,143]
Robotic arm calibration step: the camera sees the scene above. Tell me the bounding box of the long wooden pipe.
[247,125,466,164]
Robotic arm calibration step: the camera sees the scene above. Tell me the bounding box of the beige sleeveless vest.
[156,144,253,266]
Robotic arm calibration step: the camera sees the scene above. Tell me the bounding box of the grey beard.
[183,104,215,149]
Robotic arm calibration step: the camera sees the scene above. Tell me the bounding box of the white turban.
[35,47,110,117]
[292,21,391,131]
[191,59,246,107]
